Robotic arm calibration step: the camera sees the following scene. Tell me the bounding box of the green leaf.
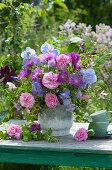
[0,110,9,122]
[54,0,68,10]
[88,122,96,130]
[68,43,80,53]
[87,129,95,137]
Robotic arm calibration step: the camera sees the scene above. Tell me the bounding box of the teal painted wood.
[0,122,112,168]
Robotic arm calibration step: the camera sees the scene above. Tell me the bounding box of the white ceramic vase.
[38,105,73,136]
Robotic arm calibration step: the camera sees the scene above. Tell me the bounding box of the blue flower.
[66,104,75,112]
[32,80,45,97]
[21,47,36,59]
[83,69,97,88]
[41,42,60,56]
[59,89,70,100]
[41,42,54,54]
[63,99,71,106]
[75,90,82,98]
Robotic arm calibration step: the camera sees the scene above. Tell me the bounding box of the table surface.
[0,121,112,168]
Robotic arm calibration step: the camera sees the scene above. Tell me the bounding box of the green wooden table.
[0,122,112,168]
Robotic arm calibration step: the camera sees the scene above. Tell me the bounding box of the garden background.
[0,0,112,169]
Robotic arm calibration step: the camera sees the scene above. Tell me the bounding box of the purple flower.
[70,52,80,63]
[69,74,83,87]
[83,69,97,88]
[31,68,43,81]
[32,80,45,97]
[17,69,31,81]
[0,66,16,84]
[58,71,69,83]
[25,60,34,67]
[30,123,41,132]
[70,52,82,70]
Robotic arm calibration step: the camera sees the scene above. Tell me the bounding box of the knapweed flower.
[56,54,71,70]
[32,80,45,97]
[74,128,88,141]
[7,82,17,90]
[69,74,83,87]
[30,123,41,132]
[21,47,36,59]
[45,93,60,108]
[0,66,16,84]
[7,124,22,140]
[58,71,69,83]
[20,92,35,108]
[83,69,97,88]
[17,69,31,81]
[42,71,60,89]
[31,68,43,81]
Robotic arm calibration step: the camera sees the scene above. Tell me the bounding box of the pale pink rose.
[42,71,60,89]
[20,92,35,108]
[45,93,60,108]
[74,128,88,141]
[7,124,22,140]
[56,54,71,70]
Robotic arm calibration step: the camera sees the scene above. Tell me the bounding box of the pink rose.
[56,54,71,70]
[45,93,60,108]
[42,71,60,89]
[74,128,88,141]
[20,92,35,108]
[7,124,22,140]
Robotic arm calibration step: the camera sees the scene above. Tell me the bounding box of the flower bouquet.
[0,41,97,140]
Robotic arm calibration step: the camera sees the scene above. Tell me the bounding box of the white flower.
[7,82,17,90]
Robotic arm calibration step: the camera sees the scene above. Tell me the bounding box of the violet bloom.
[31,68,43,81]
[25,60,34,67]
[30,123,41,132]
[70,52,82,70]
[58,71,69,83]
[0,66,16,84]
[69,74,83,87]
[17,69,31,81]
